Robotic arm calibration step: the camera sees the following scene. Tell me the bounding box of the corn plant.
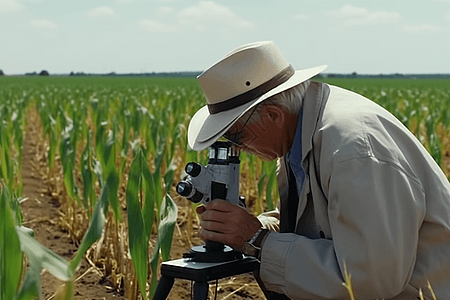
[1,186,74,300]
[126,148,155,299]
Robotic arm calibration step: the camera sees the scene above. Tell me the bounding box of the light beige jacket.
[257,82,450,300]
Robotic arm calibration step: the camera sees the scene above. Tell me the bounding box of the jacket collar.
[286,106,303,169]
[301,82,330,167]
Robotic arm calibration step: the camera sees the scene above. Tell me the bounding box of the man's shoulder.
[316,85,400,162]
[315,86,371,160]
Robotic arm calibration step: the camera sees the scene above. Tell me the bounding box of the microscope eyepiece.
[176,181,204,203]
[176,181,193,197]
[185,162,201,177]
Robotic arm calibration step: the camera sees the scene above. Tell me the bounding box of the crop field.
[1,76,449,300]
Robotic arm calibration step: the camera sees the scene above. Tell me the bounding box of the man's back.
[320,84,450,299]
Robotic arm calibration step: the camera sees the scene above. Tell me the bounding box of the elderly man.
[187,41,450,299]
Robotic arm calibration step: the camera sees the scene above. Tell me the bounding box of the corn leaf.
[104,129,122,222]
[257,172,267,199]
[141,152,156,240]
[15,259,41,300]
[163,158,176,194]
[156,194,177,262]
[81,131,96,215]
[48,126,58,169]
[15,226,74,300]
[0,188,22,300]
[149,194,177,297]
[16,226,73,281]
[126,150,150,300]
[161,157,177,260]
[0,129,14,192]
[60,122,80,206]
[69,181,109,272]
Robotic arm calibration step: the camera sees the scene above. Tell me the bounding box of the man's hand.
[196,199,262,251]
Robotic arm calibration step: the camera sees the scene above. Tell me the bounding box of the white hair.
[240,80,310,125]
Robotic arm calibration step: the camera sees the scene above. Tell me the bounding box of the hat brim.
[188,65,327,150]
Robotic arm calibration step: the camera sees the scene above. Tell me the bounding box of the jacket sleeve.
[259,156,426,299]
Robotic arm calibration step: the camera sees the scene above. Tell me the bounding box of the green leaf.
[69,182,109,272]
[163,158,176,194]
[157,194,178,261]
[48,127,58,168]
[80,134,92,211]
[257,172,267,199]
[104,129,122,222]
[149,194,177,298]
[1,130,14,192]
[59,123,80,205]
[16,226,73,281]
[140,151,155,240]
[0,188,22,300]
[15,258,41,300]
[81,131,98,216]
[15,225,74,300]
[92,157,103,189]
[126,150,149,300]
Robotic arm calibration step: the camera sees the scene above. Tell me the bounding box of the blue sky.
[1,0,449,75]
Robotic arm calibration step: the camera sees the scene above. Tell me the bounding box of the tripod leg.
[153,275,175,300]
[193,281,209,300]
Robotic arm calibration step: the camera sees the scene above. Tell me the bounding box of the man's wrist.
[253,228,270,248]
[242,228,270,259]
[248,227,263,244]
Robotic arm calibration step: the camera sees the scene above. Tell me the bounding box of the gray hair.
[239,80,310,125]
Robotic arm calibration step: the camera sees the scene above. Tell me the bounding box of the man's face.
[225,104,296,161]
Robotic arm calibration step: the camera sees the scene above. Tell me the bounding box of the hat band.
[207,65,295,114]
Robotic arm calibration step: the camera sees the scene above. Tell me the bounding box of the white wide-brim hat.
[188,41,327,150]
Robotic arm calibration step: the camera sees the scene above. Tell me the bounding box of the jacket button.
[320,231,325,238]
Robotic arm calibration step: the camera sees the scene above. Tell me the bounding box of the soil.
[19,108,266,300]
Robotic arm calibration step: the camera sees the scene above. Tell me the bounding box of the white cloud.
[30,19,58,29]
[139,1,254,34]
[139,20,179,33]
[330,5,401,26]
[178,1,254,31]
[0,0,24,12]
[87,6,116,18]
[402,24,441,33]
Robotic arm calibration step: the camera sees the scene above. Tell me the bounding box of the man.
[187,41,450,299]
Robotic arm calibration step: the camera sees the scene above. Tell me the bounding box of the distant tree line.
[1,69,448,79]
[322,72,449,79]
[23,70,50,76]
[69,71,202,78]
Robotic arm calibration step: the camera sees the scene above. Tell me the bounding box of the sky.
[1,0,449,75]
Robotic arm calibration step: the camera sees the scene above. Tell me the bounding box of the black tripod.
[153,244,260,300]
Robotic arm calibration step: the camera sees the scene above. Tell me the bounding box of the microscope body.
[176,141,244,261]
[177,141,242,206]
